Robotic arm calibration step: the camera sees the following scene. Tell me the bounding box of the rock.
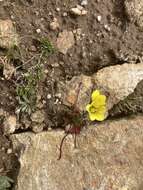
[109,79,143,116]
[125,0,143,29]
[0,108,5,117]
[1,57,15,79]
[7,148,12,154]
[60,63,143,117]
[20,115,31,129]
[49,18,59,30]
[0,19,19,49]
[36,28,41,33]
[80,0,88,6]
[93,63,143,112]
[97,15,102,22]
[70,5,87,16]
[56,30,75,54]
[30,110,45,123]
[62,75,93,111]
[11,115,143,190]
[3,115,17,135]
[31,123,45,133]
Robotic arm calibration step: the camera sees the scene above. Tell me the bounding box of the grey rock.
[1,57,15,79]
[93,63,143,112]
[31,123,45,133]
[30,110,45,123]
[0,19,19,49]
[61,63,143,117]
[125,0,143,29]
[3,115,17,134]
[11,115,143,190]
[49,18,60,31]
[56,30,75,54]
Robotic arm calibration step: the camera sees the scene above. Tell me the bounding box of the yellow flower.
[86,90,106,121]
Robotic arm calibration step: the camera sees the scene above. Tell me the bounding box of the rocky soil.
[0,0,143,189]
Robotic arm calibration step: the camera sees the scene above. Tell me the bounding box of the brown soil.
[0,0,143,188]
[0,128,19,184]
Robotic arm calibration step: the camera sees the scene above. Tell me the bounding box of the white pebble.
[70,5,87,16]
[36,28,41,33]
[104,24,110,31]
[50,18,59,30]
[63,12,68,17]
[47,94,52,99]
[7,149,12,154]
[55,93,62,98]
[97,15,102,22]
[56,7,60,12]
[81,0,88,6]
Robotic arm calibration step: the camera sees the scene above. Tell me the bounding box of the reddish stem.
[57,133,69,160]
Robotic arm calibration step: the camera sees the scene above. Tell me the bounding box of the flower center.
[89,106,97,113]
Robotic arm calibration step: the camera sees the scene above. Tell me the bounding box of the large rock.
[11,115,143,190]
[125,0,143,29]
[0,19,19,49]
[93,63,143,112]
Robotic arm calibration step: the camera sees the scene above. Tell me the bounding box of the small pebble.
[49,12,52,16]
[36,28,41,33]
[104,24,110,31]
[70,5,87,16]
[47,94,52,99]
[81,0,88,6]
[54,99,59,104]
[55,93,62,98]
[50,18,59,30]
[97,15,102,22]
[30,45,37,52]
[44,69,48,74]
[63,12,68,17]
[7,148,12,154]
[56,7,60,12]
[51,62,59,67]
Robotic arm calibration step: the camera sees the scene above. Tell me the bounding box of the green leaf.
[0,176,13,190]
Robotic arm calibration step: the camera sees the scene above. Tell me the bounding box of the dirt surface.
[0,127,19,183]
[0,0,143,188]
[0,0,143,113]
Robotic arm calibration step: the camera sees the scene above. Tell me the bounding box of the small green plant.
[16,63,43,115]
[0,176,13,190]
[40,38,55,55]
[16,38,54,115]
[6,45,22,62]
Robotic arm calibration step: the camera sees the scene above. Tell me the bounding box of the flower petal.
[92,95,106,108]
[93,112,105,121]
[86,104,91,112]
[94,106,106,121]
[89,112,98,121]
[91,90,100,101]
[97,105,106,113]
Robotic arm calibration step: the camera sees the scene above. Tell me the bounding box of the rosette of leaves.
[0,176,13,190]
